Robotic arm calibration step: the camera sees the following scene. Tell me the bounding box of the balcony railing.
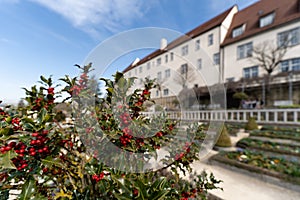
[142,109,300,125]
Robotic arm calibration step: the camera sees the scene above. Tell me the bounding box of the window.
[156,90,159,97]
[278,27,300,47]
[163,89,169,96]
[280,58,300,72]
[139,78,143,84]
[195,39,200,51]
[157,58,161,66]
[208,34,213,46]
[243,66,258,78]
[259,13,275,28]
[181,64,188,74]
[213,53,220,65]
[139,66,143,73]
[232,25,245,38]
[135,68,137,75]
[181,45,188,56]
[165,54,168,63]
[128,72,131,77]
[292,58,300,71]
[237,42,253,59]
[165,69,171,78]
[281,60,289,72]
[147,62,151,70]
[157,72,162,81]
[197,58,202,70]
[170,52,174,61]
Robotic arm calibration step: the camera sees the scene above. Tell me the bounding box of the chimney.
[131,58,140,66]
[160,38,167,50]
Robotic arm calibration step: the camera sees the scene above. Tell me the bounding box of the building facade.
[123,0,300,108]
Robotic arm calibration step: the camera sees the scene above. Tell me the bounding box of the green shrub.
[245,117,258,130]
[215,125,232,147]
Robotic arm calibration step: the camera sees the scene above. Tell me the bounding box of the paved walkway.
[191,154,300,200]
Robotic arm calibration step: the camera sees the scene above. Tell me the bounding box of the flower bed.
[237,138,300,157]
[210,151,300,185]
[250,130,300,141]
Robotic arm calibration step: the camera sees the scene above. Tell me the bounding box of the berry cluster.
[1,141,28,171]
[119,112,131,127]
[92,172,105,182]
[180,189,198,200]
[119,127,133,146]
[11,117,22,131]
[70,73,89,96]
[29,130,50,157]
[175,142,191,161]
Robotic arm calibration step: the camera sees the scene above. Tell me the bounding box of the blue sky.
[0,0,257,104]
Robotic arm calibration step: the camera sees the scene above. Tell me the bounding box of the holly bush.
[0,64,221,199]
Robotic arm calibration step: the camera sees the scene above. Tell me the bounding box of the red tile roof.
[222,0,300,46]
[123,6,235,73]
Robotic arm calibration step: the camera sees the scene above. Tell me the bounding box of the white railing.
[142,109,300,125]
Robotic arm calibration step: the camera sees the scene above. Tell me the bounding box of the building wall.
[223,20,300,82]
[124,26,224,100]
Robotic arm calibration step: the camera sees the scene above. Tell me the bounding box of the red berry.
[29,151,36,156]
[30,140,36,145]
[21,163,28,169]
[42,168,49,173]
[8,142,16,148]
[4,146,12,151]
[32,132,39,137]
[38,149,43,153]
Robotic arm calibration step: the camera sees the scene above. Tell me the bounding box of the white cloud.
[29,0,148,37]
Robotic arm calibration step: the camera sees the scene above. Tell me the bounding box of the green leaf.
[19,177,36,200]
[41,156,65,168]
[149,190,170,200]
[40,76,48,84]
[0,150,17,169]
[0,128,14,136]
[37,108,47,124]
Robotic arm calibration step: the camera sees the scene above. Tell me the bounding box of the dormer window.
[259,12,275,28]
[232,24,245,38]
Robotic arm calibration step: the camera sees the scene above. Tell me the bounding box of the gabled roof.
[123,6,235,73]
[222,0,300,46]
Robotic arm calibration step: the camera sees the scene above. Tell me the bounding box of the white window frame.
[213,53,220,65]
[208,34,213,46]
[157,72,162,81]
[232,24,245,38]
[259,13,275,28]
[237,42,253,59]
[157,58,161,66]
[181,63,188,74]
[165,69,171,78]
[197,58,202,70]
[181,45,189,56]
[165,54,168,63]
[278,27,300,47]
[163,88,169,96]
[195,39,200,51]
[243,66,258,78]
[147,62,151,70]
[170,52,174,61]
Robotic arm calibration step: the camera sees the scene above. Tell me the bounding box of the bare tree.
[173,64,197,109]
[173,64,196,89]
[252,39,288,75]
[251,39,289,105]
